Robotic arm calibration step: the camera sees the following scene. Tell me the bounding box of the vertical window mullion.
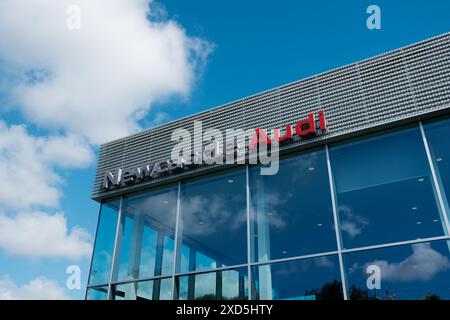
[171,181,182,299]
[85,202,103,299]
[107,195,124,300]
[325,145,349,300]
[246,164,252,300]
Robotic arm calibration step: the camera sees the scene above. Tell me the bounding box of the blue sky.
[0,0,449,299]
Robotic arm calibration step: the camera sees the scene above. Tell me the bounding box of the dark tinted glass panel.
[112,278,172,300]
[175,268,248,300]
[86,286,108,300]
[252,255,343,300]
[89,199,120,285]
[250,148,337,261]
[424,117,450,230]
[330,127,446,249]
[178,170,247,272]
[344,241,450,300]
[115,186,178,281]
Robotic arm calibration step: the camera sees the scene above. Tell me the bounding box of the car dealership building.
[87,32,450,300]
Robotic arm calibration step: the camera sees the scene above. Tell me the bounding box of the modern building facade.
[87,33,450,300]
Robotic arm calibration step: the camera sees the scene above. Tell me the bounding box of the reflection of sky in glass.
[138,226,158,278]
[221,269,247,299]
[176,275,189,300]
[179,245,191,274]
[86,286,108,300]
[113,278,172,300]
[158,278,173,300]
[330,126,445,249]
[424,117,450,228]
[193,272,215,299]
[179,170,247,272]
[176,268,247,300]
[117,216,142,280]
[116,186,178,281]
[161,237,175,275]
[344,241,450,300]
[89,200,119,285]
[252,255,343,300]
[113,281,152,300]
[250,148,337,261]
[195,251,217,270]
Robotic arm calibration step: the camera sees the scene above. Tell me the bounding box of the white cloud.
[0,276,70,300]
[366,243,450,282]
[0,211,92,259]
[38,134,93,169]
[0,121,93,210]
[0,0,213,144]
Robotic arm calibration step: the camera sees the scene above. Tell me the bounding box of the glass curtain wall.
[112,185,178,300]
[87,118,450,300]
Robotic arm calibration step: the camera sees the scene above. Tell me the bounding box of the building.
[86,33,450,300]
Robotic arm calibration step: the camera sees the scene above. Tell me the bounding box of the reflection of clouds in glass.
[257,191,292,230]
[289,152,320,183]
[265,191,292,206]
[347,262,360,275]
[138,250,157,277]
[91,250,112,284]
[137,282,153,300]
[274,256,334,276]
[141,238,174,277]
[181,194,246,236]
[118,190,178,280]
[133,281,153,300]
[161,238,175,274]
[195,251,217,270]
[158,279,173,300]
[177,276,189,300]
[126,190,178,225]
[222,270,244,299]
[339,205,369,239]
[192,270,244,300]
[264,210,287,230]
[365,243,450,282]
[118,279,172,300]
[314,256,335,269]
[118,230,174,280]
[194,272,215,298]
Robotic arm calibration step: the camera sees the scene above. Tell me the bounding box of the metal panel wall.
[92,33,450,199]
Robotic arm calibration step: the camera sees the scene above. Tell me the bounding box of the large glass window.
[344,241,450,300]
[115,185,178,282]
[177,170,247,273]
[329,126,446,249]
[89,199,120,285]
[250,148,337,262]
[423,117,450,231]
[111,278,173,300]
[175,268,248,300]
[251,255,343,300]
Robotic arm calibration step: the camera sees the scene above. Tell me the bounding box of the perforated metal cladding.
[92,33,450,199]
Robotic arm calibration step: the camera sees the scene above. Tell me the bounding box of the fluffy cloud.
[0,276,69,300]
[0,121,93,210]
[0,0,213,144]
[0,211,92,259]
[0,0,212,296]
